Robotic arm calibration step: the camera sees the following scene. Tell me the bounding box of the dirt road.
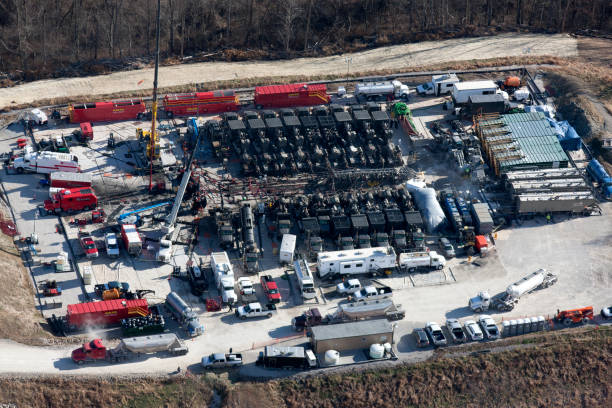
[0,33,577,109]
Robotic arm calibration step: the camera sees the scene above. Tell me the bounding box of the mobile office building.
[280,234,297,264]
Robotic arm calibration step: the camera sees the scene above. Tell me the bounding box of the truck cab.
[79,232,98,259]
[71,339,107,364]
[292,308,323,331]
[260,275,281,303]
[469,291,491,312]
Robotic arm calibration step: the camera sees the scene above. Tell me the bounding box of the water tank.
[502,321,511,337]
[530,316,539,332]
[369,343,385,359]
[324,350,340,365]
[405,182,447,232]
[506,270,545,298]
[383,343,392,354]
[516,319,525,335]
[537,316,546,331]
[509,320,517,336]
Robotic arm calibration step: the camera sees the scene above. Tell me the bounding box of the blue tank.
[587,159,612,199]
[454,196,473,226]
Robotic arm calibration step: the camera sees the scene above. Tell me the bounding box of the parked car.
[425,322,447,346]
[464,320,484,341]
[413,328,430,348]
[601,306,612,319]
[104,233,120,258]
[478,315,500,339]
[438,237,455,258]
[445,318,466,343]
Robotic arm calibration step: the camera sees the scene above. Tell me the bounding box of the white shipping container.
[279,234,296,264]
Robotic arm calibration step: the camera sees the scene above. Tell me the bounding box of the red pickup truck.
[260,275,281,304]
[79,232,98,258]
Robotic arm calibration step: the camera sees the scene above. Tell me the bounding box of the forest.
[0,0,610,81]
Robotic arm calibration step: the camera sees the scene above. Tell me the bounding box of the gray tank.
[166,291,197,321]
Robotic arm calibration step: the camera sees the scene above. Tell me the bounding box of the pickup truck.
[79,232,98,259]
[336,279,361,294]
[238,277,257,303]
[235,302,277,320]
[104,233,120,258]
[201,352,243,369]
[348,285,393,302]
[425,322,447,346]
[445,318,466,343]
[260,275,281,304]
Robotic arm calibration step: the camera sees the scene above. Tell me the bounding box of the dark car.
[413,328,430,348]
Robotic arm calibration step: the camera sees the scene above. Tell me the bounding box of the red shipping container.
[163,90,240,117]
[66,299,149,328]
[69,99,146,123]
[50,172,92,188]
[254,83,330,109]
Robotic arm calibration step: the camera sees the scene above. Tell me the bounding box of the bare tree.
[279,0,302,53]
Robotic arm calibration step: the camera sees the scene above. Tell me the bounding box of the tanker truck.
[166,292,204,336]
[71,334,188,364]
[469,269,557,312]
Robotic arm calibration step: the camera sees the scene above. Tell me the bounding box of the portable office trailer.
[309,319,393,353]
[452,80,499,105]
[279,234,297,264]
[316,247,397,278]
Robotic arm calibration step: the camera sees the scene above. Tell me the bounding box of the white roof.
[318,246,395,263]
[432,73,458,82]
[121,224,141,242]
[453,80,497,91]
[211,251,230,264]
[280,234,296,251]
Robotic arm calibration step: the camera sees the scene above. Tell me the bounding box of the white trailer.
[451,80,501,105]
[316,246,397,279]
[354,80,410,100]
[469,269,558,312]
[416,73,460,96]
[294,258,316,299]
[279,233,296,264]
[399,251,446,272]
[13,150,79,174]
[211,251,236,303]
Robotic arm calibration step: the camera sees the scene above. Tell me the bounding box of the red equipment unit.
[474,235,488,252]
[44,187,97,214]
[79,122,94,140]
[49,172,92,188]
[254,83,330,108]
[66,299,149,328]
[163,91,240,117]
[260,275,281,304]
[69,99,146,123]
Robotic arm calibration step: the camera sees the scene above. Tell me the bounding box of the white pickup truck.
[235,302,277,320]
[348,285,393,302]
[201,352,243,369]
[336,279,361,294]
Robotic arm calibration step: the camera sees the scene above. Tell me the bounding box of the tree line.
[0,0,610,80]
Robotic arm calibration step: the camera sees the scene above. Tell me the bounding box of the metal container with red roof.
[66,299,149,329]
[254,83,330,109]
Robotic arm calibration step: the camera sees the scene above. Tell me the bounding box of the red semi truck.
[254,83,330,109]
[69,99,146,123]
[66,298,149,329]
[43,187,98,214]
[49,172,92,189]
[163,91,240,118]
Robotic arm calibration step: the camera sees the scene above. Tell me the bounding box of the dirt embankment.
[0,326,609,408]
[0,205,57,346]
[0,33,577,110]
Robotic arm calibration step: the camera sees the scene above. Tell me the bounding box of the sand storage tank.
[369,344,385,359]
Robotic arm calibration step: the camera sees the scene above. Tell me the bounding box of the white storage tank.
[324,350,340,365]
[279,234,297,265]
[509,320,517,336]
[537,316,546,331]
[530,316,539,332]
[502,321,511,337]
[383,343,392,355]
[506,270,545,298]
[369,343,385,359]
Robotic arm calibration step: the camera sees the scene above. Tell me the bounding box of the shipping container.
[121,224,142,255]
[69,99,146,123]
[49,172,92,188]
[471,202,494,234]
[254,83,330,109]
[163,91,239,118]
[66,299,149,329]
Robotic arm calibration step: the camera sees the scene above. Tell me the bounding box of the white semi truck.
[354,80,410,100]
[316,246,397,279]
[398,251,446,272]
[211,251,237,304]
[416,73,460,96]
[13,149,79,174]
[469,269,558,312]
